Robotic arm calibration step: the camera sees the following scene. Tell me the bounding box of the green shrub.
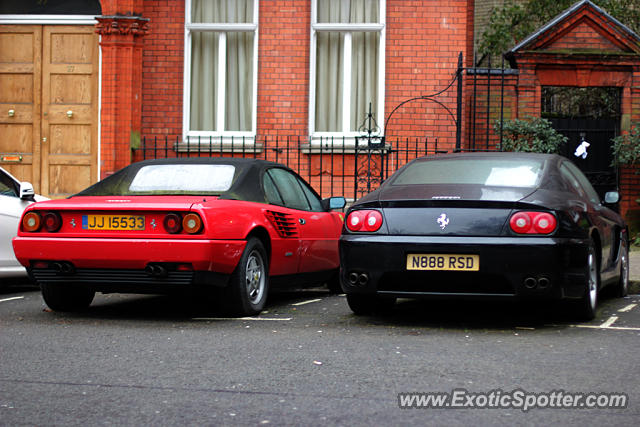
[495,116,567,153]
[611,124,640,167]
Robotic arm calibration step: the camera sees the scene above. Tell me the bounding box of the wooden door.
[0,25,98,198]
[0,25,41,189]
[42,25,99,198]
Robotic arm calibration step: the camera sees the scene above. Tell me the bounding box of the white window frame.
[309,0,385,144]
[183,0,259,147]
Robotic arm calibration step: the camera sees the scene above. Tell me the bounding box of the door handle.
[8,109,15,117]
[298,218,306,225]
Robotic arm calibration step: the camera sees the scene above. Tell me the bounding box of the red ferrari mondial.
[12,158,346,315]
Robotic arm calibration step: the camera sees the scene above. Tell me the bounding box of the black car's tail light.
[42,212,62,232]
[22,212,42,232]
[346,210,383,232]
[509,211,557,234]
[163,213,183,234]
[182,213,203,234]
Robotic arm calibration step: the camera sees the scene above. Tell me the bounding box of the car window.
[263,172,284,206]
[297,177,324,211]
[563,161,600,204]
[128,164,236,194]
[0,170,19,198]
[559,162,586,198]
[266,168,311,211]
[392,158,544,188]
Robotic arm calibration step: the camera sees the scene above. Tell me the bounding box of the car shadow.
[347,293,628,330]
[0,279,39,295]
[51,287,332,321]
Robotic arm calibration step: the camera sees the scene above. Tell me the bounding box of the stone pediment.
[507,0,640,59]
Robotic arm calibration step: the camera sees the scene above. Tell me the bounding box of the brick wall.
[257,0,310,136]
[132,0,471,144]
[141,0,185,138]
[385,0,471,151]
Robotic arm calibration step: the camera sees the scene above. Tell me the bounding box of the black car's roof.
[407,151,561,162]
[355,151,567,205]
[73,157,300,202]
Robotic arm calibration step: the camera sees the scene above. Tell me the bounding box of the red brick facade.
[98,0,474,173]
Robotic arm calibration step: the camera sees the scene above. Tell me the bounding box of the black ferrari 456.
[339,152,629,320]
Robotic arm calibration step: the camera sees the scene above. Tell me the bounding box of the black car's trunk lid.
[378,184,538,236]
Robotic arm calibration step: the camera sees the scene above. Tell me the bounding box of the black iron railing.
[133,135,450,200]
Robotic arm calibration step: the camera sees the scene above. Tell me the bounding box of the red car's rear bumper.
[12,236,246,274]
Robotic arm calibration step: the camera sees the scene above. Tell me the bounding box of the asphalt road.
[1,276,640,426]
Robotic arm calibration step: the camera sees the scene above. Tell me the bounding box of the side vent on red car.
[265,211,299,238]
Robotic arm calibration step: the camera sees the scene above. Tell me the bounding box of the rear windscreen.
[129,164,235,193]
[392,159,544,188]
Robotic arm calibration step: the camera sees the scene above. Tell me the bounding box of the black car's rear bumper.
[339,235,590,300]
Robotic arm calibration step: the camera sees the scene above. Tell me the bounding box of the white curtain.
[315,0,379,132]
[190,0,254,132]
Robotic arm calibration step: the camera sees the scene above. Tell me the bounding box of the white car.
[0,167,47,279]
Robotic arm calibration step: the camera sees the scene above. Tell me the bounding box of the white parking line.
[291,298,322,306]
[192,317,292,321]
[618,304,637,313]
[574,325,640,331]
[599,316,618,328]
[0,296,24,303]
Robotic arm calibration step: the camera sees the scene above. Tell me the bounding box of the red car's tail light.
[509,211,557,235]
[183,213,203,234]
[346,210,383,232]
[22,212,42,232]
[163,213,182,234]
[43,212,62,232]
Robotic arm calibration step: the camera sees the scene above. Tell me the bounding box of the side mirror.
[19,182,35,201]
[604,191,619,205]
[322,196,346,211]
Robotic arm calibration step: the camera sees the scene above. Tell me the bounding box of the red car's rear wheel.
[224,237,269,316]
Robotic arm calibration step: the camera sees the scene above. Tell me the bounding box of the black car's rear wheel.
[346,294,396,315]
[224,237,269,316]
[615,233,629,298]
[41,283,95,312]
[574,242,599,321]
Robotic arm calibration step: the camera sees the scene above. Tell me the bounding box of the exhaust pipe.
[358,273,369,286]
[52,262,75,275]
[524,277,537,289]
[61,263,74,274]
[348,272,359,285]
[537,277,550,289]
[145,264,168,277]
[347,272,369,286]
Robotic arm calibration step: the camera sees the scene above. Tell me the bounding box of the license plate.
[82,215,145,231]
[406,254,479,271]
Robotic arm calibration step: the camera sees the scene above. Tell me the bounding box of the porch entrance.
[542,86,621,198]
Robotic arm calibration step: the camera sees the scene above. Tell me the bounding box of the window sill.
[176,136,262,154]
[300,135,389,154]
